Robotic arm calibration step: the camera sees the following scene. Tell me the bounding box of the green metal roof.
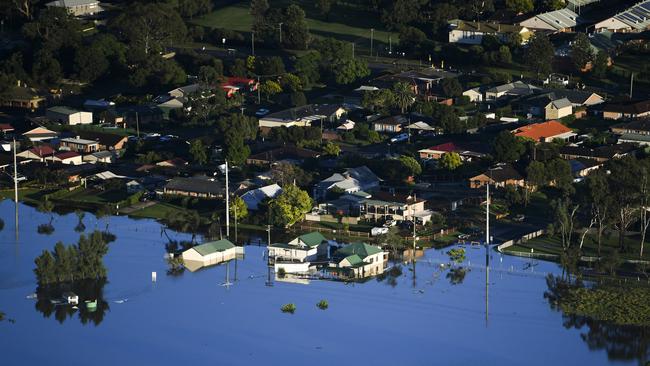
[343,254,364,266]
[295,231,327,248]
[193,239,235,256]
[336,242,382,260]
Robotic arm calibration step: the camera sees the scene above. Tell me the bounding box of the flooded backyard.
[0,200,648,365]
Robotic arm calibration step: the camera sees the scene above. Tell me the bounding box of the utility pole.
[251,31,255,56]
[486,183,490,247]
[136,112,140,139]
[630,73,635,99]
[234,201,238,244]
[13,138,18,234]
[225,160,230,237]
[389,35,392,55]
[351,42,355,59]
[370,28,374,57]
[278,22,283,45]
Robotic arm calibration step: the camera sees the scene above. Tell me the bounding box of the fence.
[497,229,546,252]
[295,224,371,239]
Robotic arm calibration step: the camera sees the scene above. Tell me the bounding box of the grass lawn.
[129,202,185,220]
[192,1,396,50]
[0,188,48,205]
[506,233,650,261]
[58,188,131,205]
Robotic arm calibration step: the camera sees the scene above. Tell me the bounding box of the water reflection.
[34,279,109,326]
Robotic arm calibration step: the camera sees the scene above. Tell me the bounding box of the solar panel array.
[614,0,650,30]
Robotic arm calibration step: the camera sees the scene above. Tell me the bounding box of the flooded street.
[0,200,646,365]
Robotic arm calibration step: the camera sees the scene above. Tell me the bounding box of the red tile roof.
[428,142,458,152]
[55,151,80,160]
[513,120,572,141]
[0,124,14,132]
[29,145,55,157]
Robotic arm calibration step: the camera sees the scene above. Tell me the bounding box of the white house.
[46,151,83,165]
[46,0,102,16]
[22,127,58,142]
[181,239,241,272]
[448,20,532,45]
[46,106,93,125]
[240,184,282,210]
[259,104,346,129]
[519,8,580,32]
[313,166,381,200]
[594,1,650,33]
[330,242,388,279]
[545,98,573,120]
[62,292,79,305]
[462,87,483,102]
[83,150,115,164]
[268,232,328,263]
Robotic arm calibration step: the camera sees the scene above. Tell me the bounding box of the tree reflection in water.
[376,265,403,287]
[35,279,109,326]
[545,275,650,365]
[446,267,469,285]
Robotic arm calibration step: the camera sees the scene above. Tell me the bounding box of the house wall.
[595,17,633,32]
[341,252,387,278]
[545,105,572,120]
[449,29,484,44]
[584,94,604,106]
[373,124,402,133]
[182,247,237,266]
[463,90,482,102]
[603,111,623,120]
[268,246,318,262]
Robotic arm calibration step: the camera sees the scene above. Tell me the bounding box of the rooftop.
[165,176,224,195]
[523,8,581,30]
[48,106,82,116]
[335,242,382,260]
[61,137,99,145]
[513,120,573,140]
[262,104,343,122]
[450,20,526,34]
[605,0,650,31]
[192,239,235,256]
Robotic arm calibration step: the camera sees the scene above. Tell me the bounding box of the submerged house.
[330,242,388,279]
[268,232,328,263]
[181,239,241,272]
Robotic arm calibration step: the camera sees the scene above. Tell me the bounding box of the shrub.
[281,303,296,313]
[277,267,286,278]
[317,300,328,310]
[37,223,55,235]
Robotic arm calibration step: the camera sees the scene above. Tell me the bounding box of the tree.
[399,155,422,177]
[525,33,554,79]
[393,82,415,114]
[362,89,395,113]
[585,171,612,256]
[198,65,220,85]
[10,0,38,20]
[74,45,110,82]
[607,157,641,251]
[441,78,462,98]
[224,131,250,166]
[230,196,248,221]
[382,0,424,29]
[498,45,513,64]
[110,2,187,57]
[331,58,370,85]
[290,91,307,107]
[323,142,341,156]
[32,50,62,87]
[177,0,213,19]
[260,80,282,101]
[592,51,609,78]
[189,139,208,165]
[505,0,534,13]
[282,4,310,50]
[439,152,462,170]
[282,73,303,92]
[399,26,428,55]
[255,56,285,75]
[571,33,593,71]
[552,198,579,250]
[268,185,312,227]
[316,0,334,18]
[294,51,321,87]
[493,131,525,163]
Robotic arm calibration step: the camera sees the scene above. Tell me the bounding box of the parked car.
[383,219,396,227]
[513,214,525,222]
[390,133,409,143]
[371,227,389,236]
[458,233,471,240]
[255,108,270,117]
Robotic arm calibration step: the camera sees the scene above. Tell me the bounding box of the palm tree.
[393,82,415,114]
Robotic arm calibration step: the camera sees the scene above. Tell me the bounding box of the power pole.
[630,73,635,99]
[278,22,283,45]
[486,183,490,246]
[389,35,392,55]
[351,42,355,59]
[257,76,261,104]
[136,112,140,139]
[225,160,230,237]
[370,28,374,57]
[234,201,238,244]
[251,31,255,56]
[13,138,18,234]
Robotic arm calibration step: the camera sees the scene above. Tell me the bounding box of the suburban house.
[469,163,525,189]
[611,120,650,145]
[601,99,650,120]
[46,151,83,165]
[372,115,407,133]
[368,68,459,101]
[418,142,486,161]
[181,239,240,272]
[168,84,201,99]
[17,145,56,161]
[448,20,532,45]
[22,127,58,142]
[519,8,581,32]
[0,85,46,110]
[241,184,282,210]
[520,94,573,119]
[0,124,14,135]
[220,77,259,97]
[485,81,541,101]
[569,158,602,178]
[513,120,576,143]
[268,232,328,263]
[594,1,650,33]
[77,131,128,151]
[462,87,484,103]
[163,176,224,199]
[46,0,102,16]
[246,146,320,166]
[83,150,115,164]
[359,191,427,223]
[546,89,605,107]
[156,158,188,169]
[330,242,388,279]
[59,137,100,153]
[46,107,93,125]
[559,143,636,162]
[258,104,346,130]
[313,166,381,200]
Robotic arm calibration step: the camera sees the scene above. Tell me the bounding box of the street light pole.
[251,31,255,56]
[278,22,283,45]
[370,28,374,57]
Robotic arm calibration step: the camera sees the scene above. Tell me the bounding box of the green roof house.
[331,242,387,279]
[182,239,240,272]
[268,231,328,263]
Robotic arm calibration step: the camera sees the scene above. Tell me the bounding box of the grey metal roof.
[533,8,581,30]
[47,0,99,7]
[608,0,650,31]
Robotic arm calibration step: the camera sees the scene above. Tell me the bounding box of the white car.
[371,227,389,236]
[390,133,408,143]
[255,108,270,117]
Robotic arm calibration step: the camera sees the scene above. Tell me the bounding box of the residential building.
[168,84,201,99]
[77,131,128,151]
[330,242,388,279]
[46,0,102,16]
[246,146,320,165]
[512,120,576,143]
[418,142,486,161]
[241,184,282,210]
[611,120,650,146]
[46,107,93,125]
[469,163,525,189]
[16,145,56,161]
[313,166,381,200]
[545,98,573,120]
[519,8,581,32]
[163,176,224,199]
[594,1,650,33]
[601,99,650,120]
[0,86,46,110]
[46,151,83,165]
[126,180,144,193]
[569,158,602,178]
[60,137,100,153]
[448,20,532,45]
[22,127,58,142]
[268,232,328,263]
[462,87,483,103]
[156,158,188,169]
[485,81,541,100]
[258,104,346,129]
[181,239,240,272]
[559,143,636,162]
[83,150,115,164]
[520,94,573,119]
[544,89,605,107]
[359,191,426,223]
[372,115,407,133]
[0,124,14,135]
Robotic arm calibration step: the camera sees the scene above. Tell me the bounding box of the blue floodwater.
[0,200,644,365]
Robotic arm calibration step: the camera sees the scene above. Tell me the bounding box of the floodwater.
[0,200,647,365]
